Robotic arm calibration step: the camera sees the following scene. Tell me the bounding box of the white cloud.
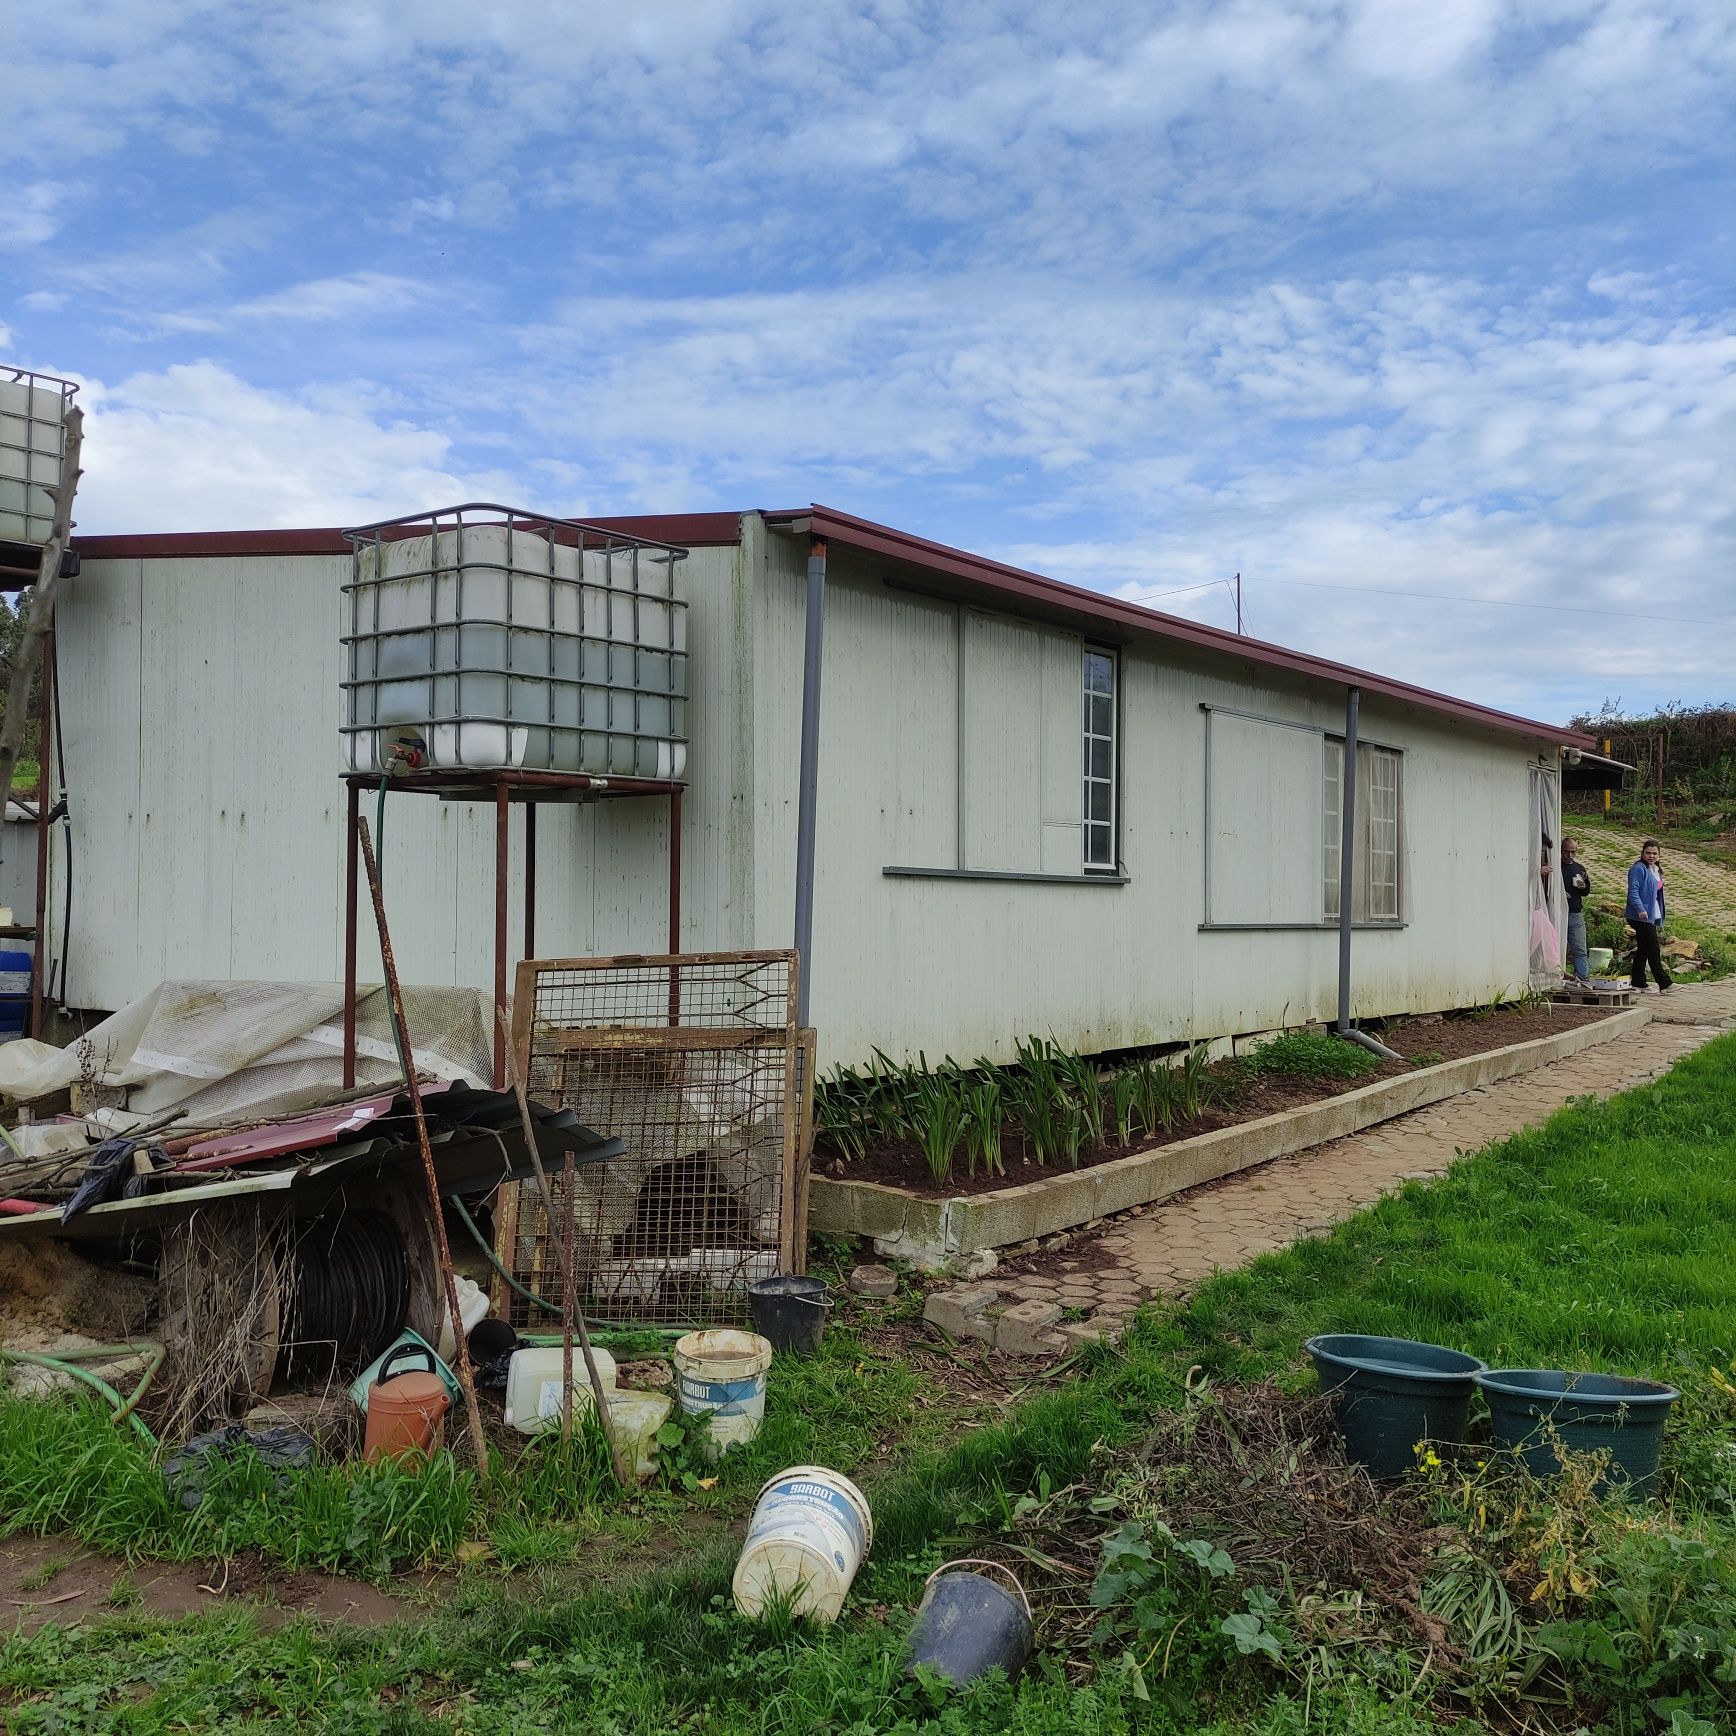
[150,272,434,335]
[74,362,515,531]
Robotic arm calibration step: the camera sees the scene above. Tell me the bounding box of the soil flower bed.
[817,1002,1617,1201]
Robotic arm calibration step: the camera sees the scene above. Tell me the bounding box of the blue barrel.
[0,947,32,1039]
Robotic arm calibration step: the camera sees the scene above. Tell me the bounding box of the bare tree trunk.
[0,405,84,867]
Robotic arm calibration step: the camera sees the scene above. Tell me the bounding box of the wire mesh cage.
[493,951,808,1329]
[0,366,77,550]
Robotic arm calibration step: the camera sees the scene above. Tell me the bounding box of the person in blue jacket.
[1625,839,1671,993]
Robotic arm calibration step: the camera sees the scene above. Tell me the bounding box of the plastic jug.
[503,1345,618,1434]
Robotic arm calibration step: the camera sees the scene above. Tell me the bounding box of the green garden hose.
[0,1342,162,1448]
[445,1192,683,1344]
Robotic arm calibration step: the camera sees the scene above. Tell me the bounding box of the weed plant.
[1237,1031,1378,1084]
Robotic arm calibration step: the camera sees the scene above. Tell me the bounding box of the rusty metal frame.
[340,771,684,1092]
[497,949,804,1326]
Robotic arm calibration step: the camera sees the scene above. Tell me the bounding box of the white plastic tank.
[0,369,76,550]
[341,506,689,780]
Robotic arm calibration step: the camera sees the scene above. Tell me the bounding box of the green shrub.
[1240,1030,1380,1082]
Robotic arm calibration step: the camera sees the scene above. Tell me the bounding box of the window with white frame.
[1083,648,1118,871]
[1323,739,1402,922]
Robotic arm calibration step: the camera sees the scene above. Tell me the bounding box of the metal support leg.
[524,799,537,961]
[493,782,509,1089]
[668,787,682,954]
[667,786,683,1025]
[343,779,360,1088]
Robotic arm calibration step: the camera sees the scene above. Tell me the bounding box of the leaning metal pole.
[356,815,489,1472]
[498,1007,628,1485]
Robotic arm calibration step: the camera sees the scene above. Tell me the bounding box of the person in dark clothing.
[1624,839,1672,993]
[1561,837,1592,984]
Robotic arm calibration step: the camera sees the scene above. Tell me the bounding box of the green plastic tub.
[1477,1369,1679,1495]
[1306,1334,1486,1479]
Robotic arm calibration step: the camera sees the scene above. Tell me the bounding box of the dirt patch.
[823,1004,1618,1198]
[0,1537,411,1636]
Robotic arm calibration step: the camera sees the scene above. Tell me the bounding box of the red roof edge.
[75,512,746,561]
[770,504,1596,750]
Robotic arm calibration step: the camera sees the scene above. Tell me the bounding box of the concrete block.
[922,1284,999,1343]
[848,1263,898,1299]
[1059,1318,1120,1349]
[995,1299,1064,1356]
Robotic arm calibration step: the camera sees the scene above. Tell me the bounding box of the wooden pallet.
[1553,982,1638,1007]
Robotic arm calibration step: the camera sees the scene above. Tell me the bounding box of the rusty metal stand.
[340,769,683,1091]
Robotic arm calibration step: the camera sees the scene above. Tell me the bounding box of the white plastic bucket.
[673,1330,773,1456]
[732,1465,873,1624]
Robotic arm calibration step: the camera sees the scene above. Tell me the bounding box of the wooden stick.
[356,815,489,1475]
[0,406,83,862]
[496,1006,628,1484]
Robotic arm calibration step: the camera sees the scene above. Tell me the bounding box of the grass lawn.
[4,1031,1736,1733]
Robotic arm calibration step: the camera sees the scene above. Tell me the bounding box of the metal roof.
[766,504,1596,750]
[74,501,1592,750]
[74,512,744,560]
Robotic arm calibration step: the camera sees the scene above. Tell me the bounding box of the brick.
[922,1284,999,1343]
[847,1263,898,1299]
[995,1299,1064,1356]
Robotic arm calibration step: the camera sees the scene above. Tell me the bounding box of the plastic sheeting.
[0,980,494,1126]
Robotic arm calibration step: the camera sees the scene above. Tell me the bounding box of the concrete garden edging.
[809,1007,1653,1268]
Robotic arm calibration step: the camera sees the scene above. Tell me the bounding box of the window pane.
[1081,647,1117,873]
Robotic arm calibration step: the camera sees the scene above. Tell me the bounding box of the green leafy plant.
[907,1064,972,1182]
[1005,1036,1070,1166]
[1240,1030,1380,1083]
[1053,1049,1106,1151]
[961,1071,1005,1178]
[1108,1066,1144,1144]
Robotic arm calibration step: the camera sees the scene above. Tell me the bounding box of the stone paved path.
[982,982,1736,1346]
[1573,825,1736,933]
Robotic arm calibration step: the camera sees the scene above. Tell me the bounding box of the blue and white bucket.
[673,1329,773,1456]
[732,1465,873,1623]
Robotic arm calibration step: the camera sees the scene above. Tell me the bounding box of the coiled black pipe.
[276,1209,409,1379]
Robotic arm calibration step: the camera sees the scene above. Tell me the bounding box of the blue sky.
[4,0,1732,724]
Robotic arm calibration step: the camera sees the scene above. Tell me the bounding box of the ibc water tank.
[341,506,689,780]
[0,368,77,550]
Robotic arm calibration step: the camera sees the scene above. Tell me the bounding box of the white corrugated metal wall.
[752,538,1540,1067]
[56,515,1543,1063]
[55,538,754,1012]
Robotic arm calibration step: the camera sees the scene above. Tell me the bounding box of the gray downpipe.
[793,536,827,1030]
[1335,684,1402,1062]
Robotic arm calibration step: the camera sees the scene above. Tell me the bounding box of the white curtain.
[1527,765,1565,990]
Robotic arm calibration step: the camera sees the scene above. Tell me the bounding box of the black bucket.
[747,1275,830,1356]
[904,1559,1034,1685]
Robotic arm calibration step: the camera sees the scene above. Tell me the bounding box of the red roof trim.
[771,504,1595,750]
[76,512,745,561]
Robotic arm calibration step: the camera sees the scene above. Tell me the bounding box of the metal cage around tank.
[340,503,690,782]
